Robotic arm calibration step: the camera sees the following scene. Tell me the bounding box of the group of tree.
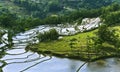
[86,24,120,58]
[101,3,120,25]
[102,11,120,25]
[0,3,120,34]
[9,0,114,18]
[0,8,102,33]
[11,0,63,18]
[37,29,59,42]
[96,24,120,48]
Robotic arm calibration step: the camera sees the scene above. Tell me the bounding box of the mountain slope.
[0,0,117,18]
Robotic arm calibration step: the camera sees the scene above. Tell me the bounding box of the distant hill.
[0,0,119,18]
[0,0,29,18]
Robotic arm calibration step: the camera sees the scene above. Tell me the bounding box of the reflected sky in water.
[3,56,120,72]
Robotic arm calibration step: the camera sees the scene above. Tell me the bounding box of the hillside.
[0,0,29,17]
[0,0,117,18]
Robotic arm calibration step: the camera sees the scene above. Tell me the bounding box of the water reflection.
[80,58,120,72]
[25,57,84,72]
[69,60,79,72]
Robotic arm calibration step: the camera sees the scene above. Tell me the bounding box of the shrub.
[37,29,59,42]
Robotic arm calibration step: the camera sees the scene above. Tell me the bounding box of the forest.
[0,0,120,33]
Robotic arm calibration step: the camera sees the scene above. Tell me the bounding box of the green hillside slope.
[0,0,117,18]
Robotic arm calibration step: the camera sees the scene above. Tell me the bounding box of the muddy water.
[0,25,120,72]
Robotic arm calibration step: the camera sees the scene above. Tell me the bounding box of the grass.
[26,29,98,61]
[26,26,120,61]
[113,26,120,37]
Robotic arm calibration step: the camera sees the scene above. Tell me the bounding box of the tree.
[97,24,119,46]
[0,13,17,28]
[48,1,63,12]
[85,24,120,58]
[103,11,120,25]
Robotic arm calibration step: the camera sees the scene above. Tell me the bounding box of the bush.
[37,29,59,42]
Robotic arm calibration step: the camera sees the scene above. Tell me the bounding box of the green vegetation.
[101,3,120,25]
[26,29,96,61]
[103,11,120,25]
[10,0,113,18]
[0,0,29,17]
[0,3,120,34]
[86,25,120,60]
[0,8,101,33]
[0,13,43,33]
[26,26,120,61]
[0,0,118,19]
[0,31,5,44]
[37,29,59,42]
